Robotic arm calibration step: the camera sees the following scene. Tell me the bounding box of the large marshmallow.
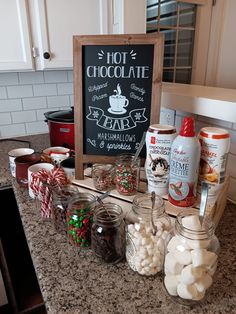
[182,215,202,231]
[174,249,192,265]
[191,249,218,267]
[164,274,179,296]
[167,236,190,252]
[195,273,213,292]
[165,252,183,274]
[177,283,198,300]
[180,264,204,285]
[186,238,211,250]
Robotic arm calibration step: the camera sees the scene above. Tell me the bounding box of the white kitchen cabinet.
[0,0,146,71]
[0,0,108,71]
[0,0,33,71]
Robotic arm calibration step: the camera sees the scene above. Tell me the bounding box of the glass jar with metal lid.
[67,192,96,248]
[163,209,220,305]
[91,203,125,264]
[126,193,171,276]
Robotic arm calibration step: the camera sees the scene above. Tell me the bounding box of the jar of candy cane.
[163,209,220,305]
[126,193,171,276]
[115,154,141,196]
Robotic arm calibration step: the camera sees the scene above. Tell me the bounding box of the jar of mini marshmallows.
[126,193,171,276]
[163,209,220,305]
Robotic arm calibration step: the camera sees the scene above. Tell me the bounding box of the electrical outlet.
[160,108,176,126]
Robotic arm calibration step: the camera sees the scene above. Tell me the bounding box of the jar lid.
[44,108,74,122]
[199,127,229,139]
[148,124,176,134]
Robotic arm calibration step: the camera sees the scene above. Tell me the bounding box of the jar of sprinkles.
[92,163,115,191]
[67,193,96,248]
[115,154,141,196]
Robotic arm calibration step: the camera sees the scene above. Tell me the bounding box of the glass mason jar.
[91,163,115,191]
[52,184,79,236]
[126,193,171,276]
[115,154,141,196]
[91,203,125,264]
[163,209,220,305]
[67,192,96,248]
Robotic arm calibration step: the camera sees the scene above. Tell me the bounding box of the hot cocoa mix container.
[198,127,230,200]
[145,124,176,196]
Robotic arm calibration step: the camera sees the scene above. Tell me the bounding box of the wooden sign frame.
[73,34,164,179]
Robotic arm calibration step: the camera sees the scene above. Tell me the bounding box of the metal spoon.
[132,131,146,164]
[151,191,157,235]
[199,182,208,226]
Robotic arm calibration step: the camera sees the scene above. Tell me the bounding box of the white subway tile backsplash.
[22,97,47,110]
[47,95,70,108]
[0,87,7,99]
[11,111,36,123]
[19,72,44,84]
[33,84,57,96]
[0,99,22,112]
[36,109,49,121]
[57,83,73,95]
[44,71,68,83]
[67,70,73,82]
[7,85,33,98]
[25,121,48,134]
[0,113,11,125]
[0,73,18,86]
[70,95,74,107]
[197,115,233,129]
[0,124,26,137]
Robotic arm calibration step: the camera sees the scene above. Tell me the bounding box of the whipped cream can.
[145,124,176,196]
[198,127,230,199]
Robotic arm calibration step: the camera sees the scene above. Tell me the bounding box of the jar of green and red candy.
[67,193,96,248]
[115,154,141,196]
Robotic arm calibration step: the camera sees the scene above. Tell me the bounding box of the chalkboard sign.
[74,34,164,179]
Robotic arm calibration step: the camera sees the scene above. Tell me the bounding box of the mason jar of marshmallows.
[163,209,220,305]
[126,193,171,276]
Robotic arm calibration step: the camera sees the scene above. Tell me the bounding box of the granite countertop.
[1,134,236,314]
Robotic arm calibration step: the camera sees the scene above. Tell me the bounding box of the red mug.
[15,153,41,187]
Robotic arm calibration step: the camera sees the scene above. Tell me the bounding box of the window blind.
[146,0,197,83]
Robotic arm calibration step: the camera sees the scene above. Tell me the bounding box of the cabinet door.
[0,0,34,71]
[34,0,108,70]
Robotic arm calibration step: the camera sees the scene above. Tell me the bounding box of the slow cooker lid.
[44,108,74,122]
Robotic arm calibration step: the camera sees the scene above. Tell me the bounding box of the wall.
[0,71,73,138]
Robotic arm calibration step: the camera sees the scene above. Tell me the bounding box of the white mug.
[28,163,54,199]
[8,148,35,177]
[60,157,75,181]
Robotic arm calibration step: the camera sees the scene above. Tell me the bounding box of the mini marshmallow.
[174,249,192,265]
[191,249,218,267]
[207,261,218,276]
[195,273,213,292]
[164,275,179,296]
[177,283,198,300]
[167,236,190,252]
[180,264,204,285]
[165,252,183,274]
[193,290,205,301]
[182,215,202,231]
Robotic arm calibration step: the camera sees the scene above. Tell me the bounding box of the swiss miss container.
[126,193,171,276]
[163,209,220,305]
[198,127,230,201]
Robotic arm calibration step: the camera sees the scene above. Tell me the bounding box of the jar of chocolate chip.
[91,203,125,263]
[52,184,79,236]
[67,193,96,248]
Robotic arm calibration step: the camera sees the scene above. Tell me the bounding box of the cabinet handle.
[43,52,51,59]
